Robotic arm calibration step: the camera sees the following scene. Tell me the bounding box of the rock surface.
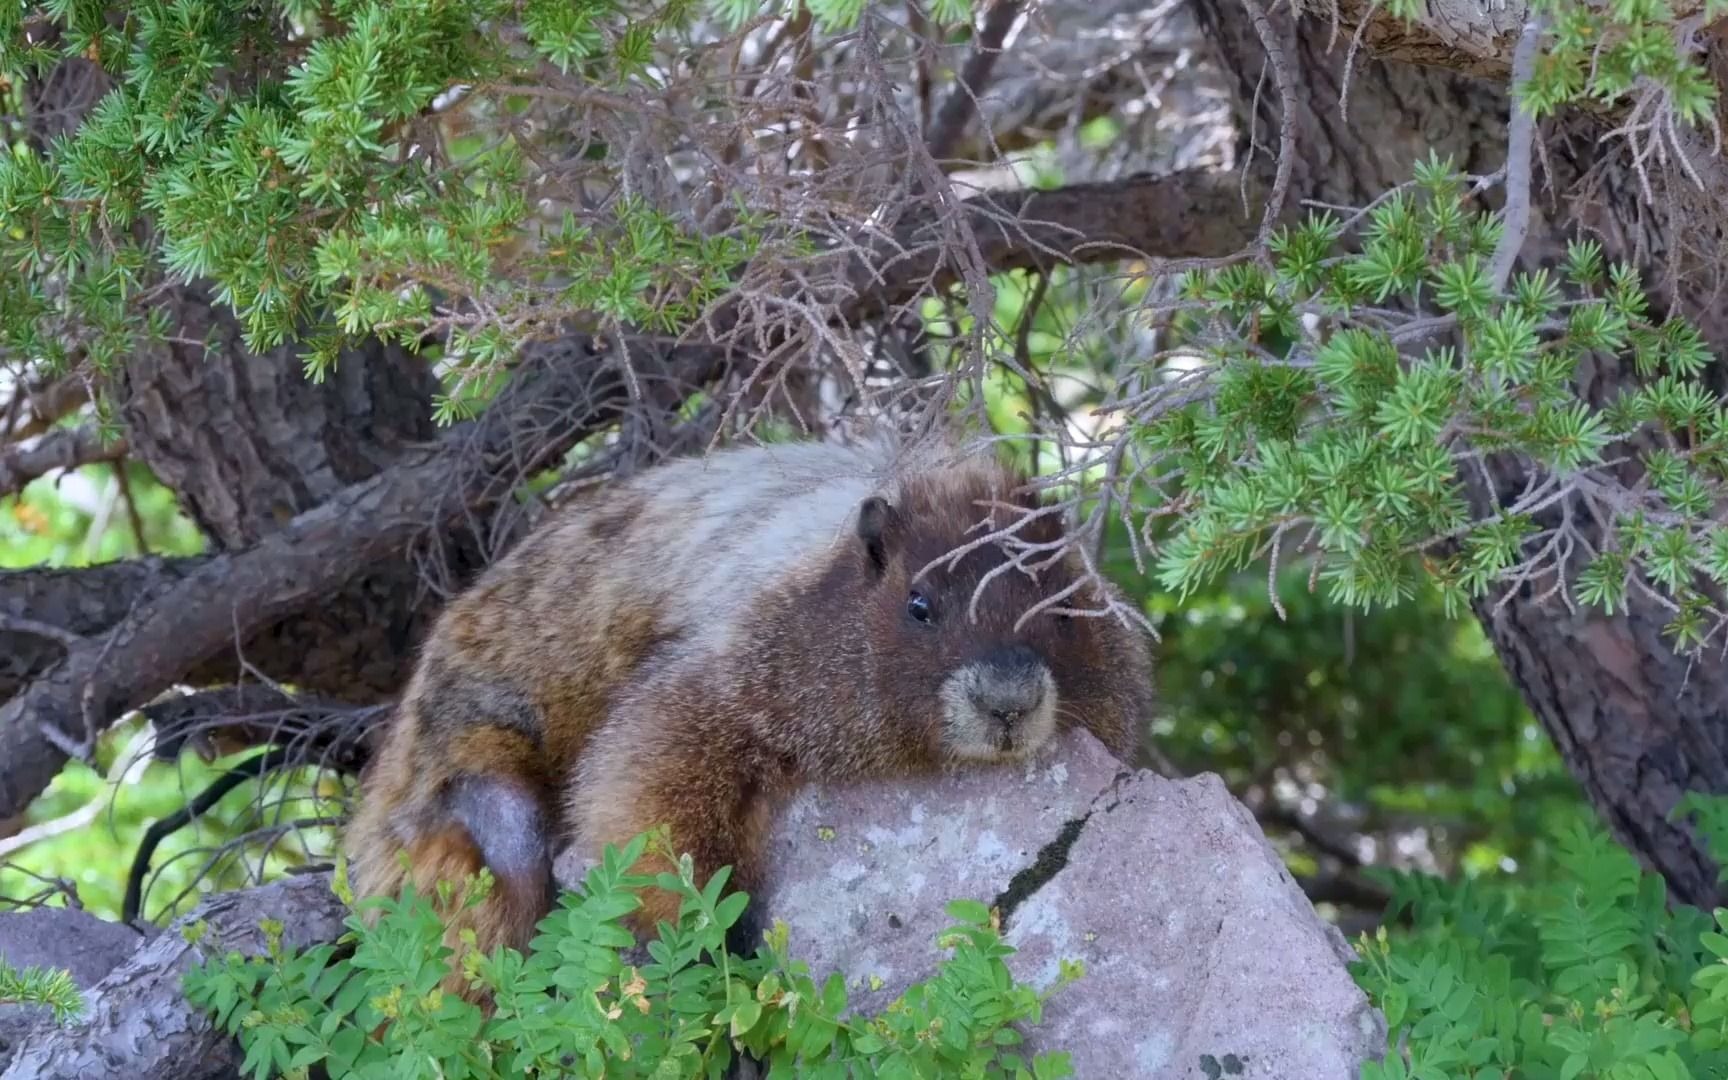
[748,730,1385,1079]
[0,904,147,1068]
[0,873,349,1080]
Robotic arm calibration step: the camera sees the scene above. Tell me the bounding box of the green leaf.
[730,998,762,1037]
[945,899,993,927]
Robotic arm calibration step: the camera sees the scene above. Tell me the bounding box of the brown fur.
[343,437,1155,996]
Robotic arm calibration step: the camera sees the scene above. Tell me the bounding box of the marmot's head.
[839,458,1133,765]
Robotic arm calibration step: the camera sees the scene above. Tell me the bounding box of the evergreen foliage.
[0,955,85,1025]
[0,0,973,423]
[1140,154,1728,653]
[1517,0,1723,124]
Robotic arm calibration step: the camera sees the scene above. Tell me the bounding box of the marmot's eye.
[907,591,933,624]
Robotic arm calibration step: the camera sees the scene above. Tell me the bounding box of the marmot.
[343,433,1155,984]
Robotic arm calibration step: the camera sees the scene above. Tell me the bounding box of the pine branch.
[0,959,84,1026]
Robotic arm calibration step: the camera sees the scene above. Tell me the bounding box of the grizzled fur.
[344,434,1155,992]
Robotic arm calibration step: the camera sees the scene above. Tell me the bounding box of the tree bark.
[113,290,447,552]
[1189,0,1728,905]
[111,287,509,702]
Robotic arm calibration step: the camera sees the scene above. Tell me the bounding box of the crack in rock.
[992,811,1092,927]
[744,733,1382,1077]
[991,771,1132,926]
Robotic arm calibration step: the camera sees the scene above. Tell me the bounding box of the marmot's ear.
[857,496,896,574]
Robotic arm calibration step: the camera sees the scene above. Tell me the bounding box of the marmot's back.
[544,437,910,645]
[408,438,928,730]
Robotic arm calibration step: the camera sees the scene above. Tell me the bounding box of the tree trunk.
[1189,0,1728,906]
[112,294,504,703]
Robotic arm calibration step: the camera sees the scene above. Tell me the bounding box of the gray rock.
[1,873,350,1080]
[749,729,1385,1079]
[0,731,1379,1079]
[0,904,146,1069]
[0,904,145,986]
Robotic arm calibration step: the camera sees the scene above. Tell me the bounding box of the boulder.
[748,730,1386,1079]
[0,904,146,1069]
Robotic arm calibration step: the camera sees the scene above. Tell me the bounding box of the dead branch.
[0,426,126,500]
[926,0,1028,162]
[1295,869,1396,913]
[0,801,103,861]
[1256,803,1367,869]
[1488,12,1548,290]
[0,559,205,702]
[842,168,1259,323]
[140,685,384,771]
[0,377,95,443]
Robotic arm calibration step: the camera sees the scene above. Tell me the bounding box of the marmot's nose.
[981,643,1043,681]
[971,644,1049,725]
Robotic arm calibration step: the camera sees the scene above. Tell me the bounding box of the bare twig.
[0,614,84,651]
[111,460,149,554]
[141,686,382,769]
[1258,803,1365,868]
[123,747,293,925]
[0,378,94,443]
[1489,12,1548,291]
[0,801,102,860]
[926,0,1028,162]
[1239,0,1298,246]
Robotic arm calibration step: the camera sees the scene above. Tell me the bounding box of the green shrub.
[1354,796,1728,1080]
[182,829,1078,1079]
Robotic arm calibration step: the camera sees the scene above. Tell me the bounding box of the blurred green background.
[0,462,344,921]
